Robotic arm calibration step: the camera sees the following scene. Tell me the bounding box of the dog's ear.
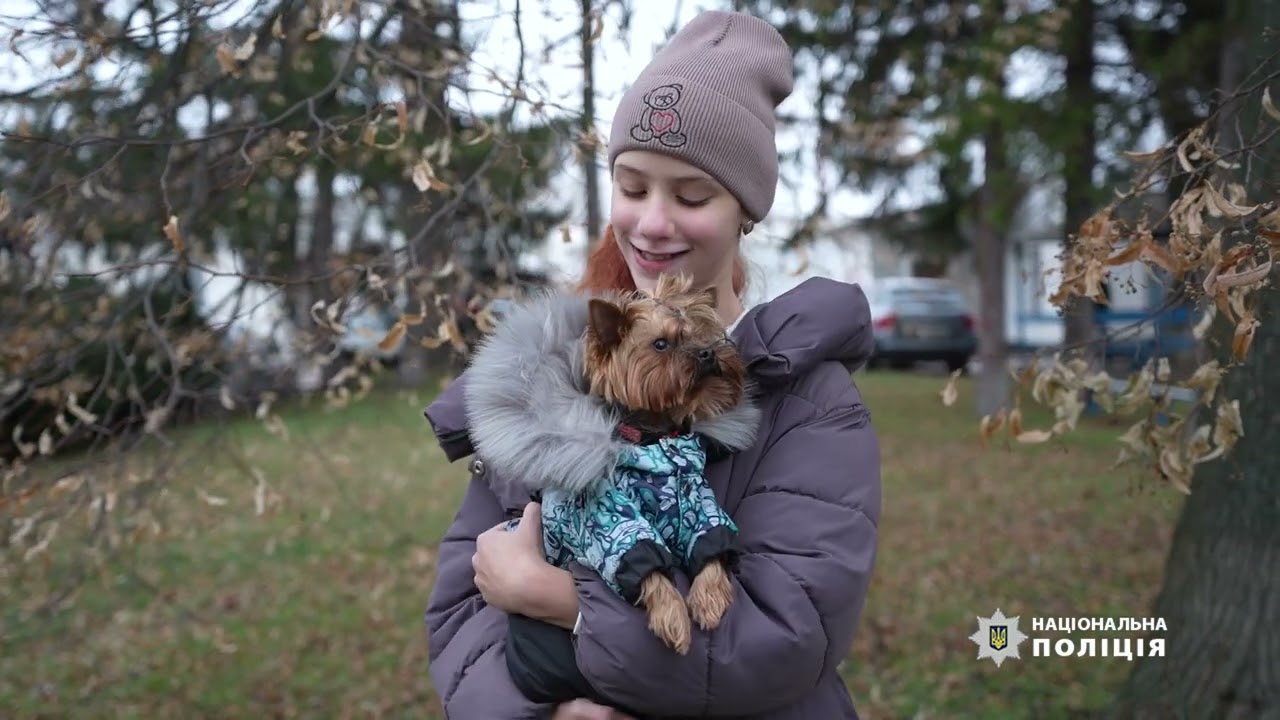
[699,285,718,309]
[588,298,629,350]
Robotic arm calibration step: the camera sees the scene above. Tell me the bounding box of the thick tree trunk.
[1108,1,1280,716]
[1106,301,1280,719]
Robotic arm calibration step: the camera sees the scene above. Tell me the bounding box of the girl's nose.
[635,198,674,240]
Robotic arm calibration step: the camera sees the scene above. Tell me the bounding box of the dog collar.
[614,422,685,445]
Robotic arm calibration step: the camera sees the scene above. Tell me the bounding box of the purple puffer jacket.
[423,276,882,719]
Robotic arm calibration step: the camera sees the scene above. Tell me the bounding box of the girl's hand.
[472,502,547,613]
[553,699,635,720]
[472,502,579,626]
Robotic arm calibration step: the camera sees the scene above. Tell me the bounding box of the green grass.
[842,371,1183,719]
[0,371,1183,719]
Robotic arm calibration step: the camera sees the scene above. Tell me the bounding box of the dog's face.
[583,273,745,424]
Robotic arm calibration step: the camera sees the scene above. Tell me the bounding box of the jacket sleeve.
[570,384,881,717]
[425,458,554,717]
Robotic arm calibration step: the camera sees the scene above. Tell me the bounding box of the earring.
[741,220,754,235]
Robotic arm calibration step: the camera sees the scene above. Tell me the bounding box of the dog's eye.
[652,338,669,351]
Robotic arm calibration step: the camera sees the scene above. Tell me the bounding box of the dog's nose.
[697,348,719,376]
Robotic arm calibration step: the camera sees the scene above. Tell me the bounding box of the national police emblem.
[969,608,1027,667]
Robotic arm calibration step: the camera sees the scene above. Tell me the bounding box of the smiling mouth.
[633,245,689,262]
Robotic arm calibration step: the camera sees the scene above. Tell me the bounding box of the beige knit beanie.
[607,11,795,222]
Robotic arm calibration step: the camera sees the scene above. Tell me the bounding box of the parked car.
[865,277,977,372]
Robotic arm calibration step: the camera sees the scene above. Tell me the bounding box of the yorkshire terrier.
[572,272,746,654]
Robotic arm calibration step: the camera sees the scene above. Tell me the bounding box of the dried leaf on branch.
[954,69,1280,492]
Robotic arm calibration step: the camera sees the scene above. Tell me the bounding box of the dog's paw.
[641,573,692,655]
[688,561,734,631]
[653,611,692,656]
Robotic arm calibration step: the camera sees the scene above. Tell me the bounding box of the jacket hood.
[461,290,763,497]
[731,276,875,386]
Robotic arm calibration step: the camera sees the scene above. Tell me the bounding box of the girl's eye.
[653,338,669,351]
[621,188,646,198]
[678,196,709,207]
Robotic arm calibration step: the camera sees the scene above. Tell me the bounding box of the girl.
[424,10,882,719]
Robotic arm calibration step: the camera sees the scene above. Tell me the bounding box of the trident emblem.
[989,625,1008,651]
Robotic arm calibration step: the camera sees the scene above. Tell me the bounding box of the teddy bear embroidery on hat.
[629,83,687,148]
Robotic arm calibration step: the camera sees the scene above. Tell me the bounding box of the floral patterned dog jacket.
[511,429,738,605]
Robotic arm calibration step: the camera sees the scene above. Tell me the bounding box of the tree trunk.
[393,0,458,389]
[1060,0,1102,362]
[580,0,602,245]
[973,117,1010,418]
[1107,1,1280,716]
[289,161,337,331]
[1106,299,1280,720]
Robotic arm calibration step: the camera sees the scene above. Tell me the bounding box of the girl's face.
[609,150,745,296]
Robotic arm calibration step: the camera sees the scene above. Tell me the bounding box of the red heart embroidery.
[651,110,675,134]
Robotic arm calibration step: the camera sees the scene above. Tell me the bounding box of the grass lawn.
[0,370,1184,719]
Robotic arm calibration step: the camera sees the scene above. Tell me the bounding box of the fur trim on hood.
[462,290,762,495]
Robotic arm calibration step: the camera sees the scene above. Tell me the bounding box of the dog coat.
[512,428,738,605]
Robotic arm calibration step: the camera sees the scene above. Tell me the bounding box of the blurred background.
[1,0,1276,717]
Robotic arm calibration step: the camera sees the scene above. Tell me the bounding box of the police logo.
[970,609,1027,667]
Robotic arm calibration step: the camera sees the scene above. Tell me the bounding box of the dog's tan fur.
[582,272,743,654]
